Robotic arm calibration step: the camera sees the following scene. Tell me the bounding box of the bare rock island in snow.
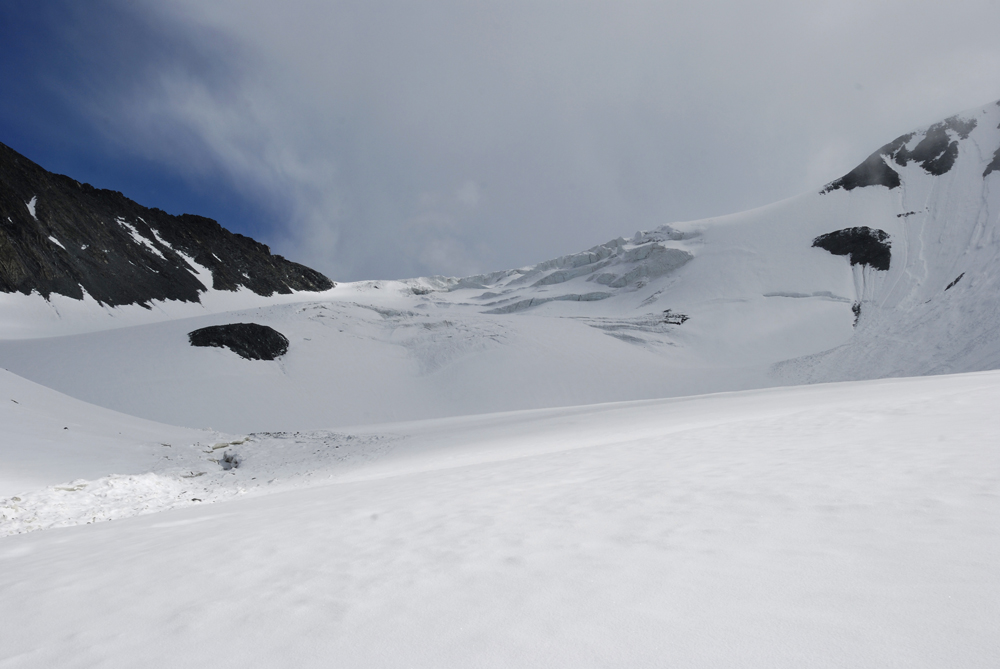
[812,227,892,271]
[0,141,334,308]
[188,323,290,361]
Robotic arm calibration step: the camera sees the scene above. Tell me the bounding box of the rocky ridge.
[0,142,333,308]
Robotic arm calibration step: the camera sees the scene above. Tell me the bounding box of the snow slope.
[0,286,842,431]
[1,371,998,667]
[0,368,214,497]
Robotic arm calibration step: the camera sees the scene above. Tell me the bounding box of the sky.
[3,1,1000,281]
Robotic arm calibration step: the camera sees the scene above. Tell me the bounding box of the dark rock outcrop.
[0,142,334,307]
[219,451,241,470]
[188,323,289,360]
[812,227,891,271]
[984,150,1000,178]
[984,122,1000,178]
[822,134,912,192]
[945,273,965,290]
[823,116,977,193]
[662,309,689,324]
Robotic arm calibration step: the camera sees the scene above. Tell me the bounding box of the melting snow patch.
[25,196,37,219]
[47,236,65,250]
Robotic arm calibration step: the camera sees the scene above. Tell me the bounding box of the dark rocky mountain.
[821,115,980,193]
[0,142,333,307]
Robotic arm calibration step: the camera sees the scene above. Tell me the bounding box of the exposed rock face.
[822,134,912,192]
[812,227,891,271]
[0,142,334,307]
[188,323,289,360]
[984,149,1000,178]
[984,117,1000,178]
[823,116,978,193]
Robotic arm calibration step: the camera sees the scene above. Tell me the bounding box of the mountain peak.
[822,102,998,193]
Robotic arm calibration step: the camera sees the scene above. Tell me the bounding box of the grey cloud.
[107,0,1000,279]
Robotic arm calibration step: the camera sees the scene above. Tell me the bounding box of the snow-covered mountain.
[3,102,1000,667]
[4,100,1000,430]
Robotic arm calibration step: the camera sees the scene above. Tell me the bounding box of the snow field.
[3,100,1000,667]
[1,371,998,667]
[0,288,852,432]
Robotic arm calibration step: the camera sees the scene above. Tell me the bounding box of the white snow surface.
[1,370,998,666]
[3,100,1000,666]
[0,368,216,497]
